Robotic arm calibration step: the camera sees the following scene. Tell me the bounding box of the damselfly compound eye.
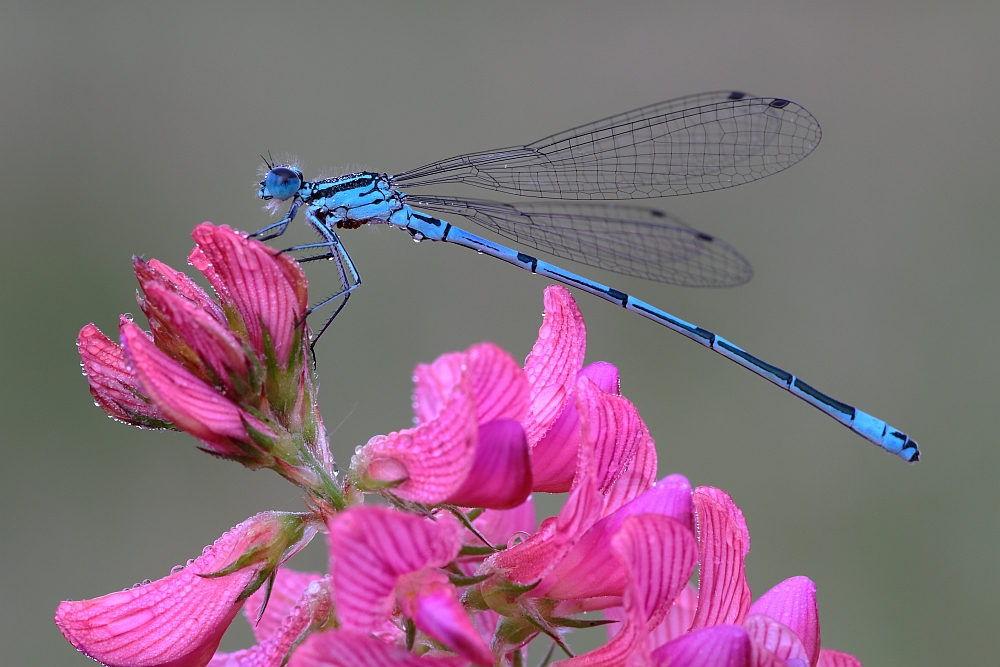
[263,166,303,200]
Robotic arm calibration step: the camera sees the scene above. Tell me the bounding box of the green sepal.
[446,572,492,587]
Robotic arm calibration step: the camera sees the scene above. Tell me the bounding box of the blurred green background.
[2,2,997,664]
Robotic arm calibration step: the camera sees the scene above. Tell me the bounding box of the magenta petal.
[748,576,820,666]
[689,487,753,630]
[467,342,530,423]
[242,567,325,643]
[136,257,227,327]
[327,507,464,633]
[78,323,171,428]
[529,390,582,492]
[523,286,587,445]
[286,630,468,667]
[650,625,753,667]
[397,570,493,667]
[580,361,620,395]
[412,352,465,424]
[816,649,863,667]
[545,476,694,600]
[446,419,532,509]
[141,282,252,396]
[554,514,698,667]
[55,513,295,667]
[120,320,275,457]
[190,224,307,366]
[742,614,811,667]
[603,432,658,517]
[353,369,478,503]
[645,583,699,649]
[209,577,332,667]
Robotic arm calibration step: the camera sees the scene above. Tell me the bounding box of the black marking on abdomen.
[792,378,854,417]
[607,288,629,307]
[516,253,538,272]
[716,340,794,384]
[631,302,715,345]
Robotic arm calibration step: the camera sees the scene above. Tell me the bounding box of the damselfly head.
[258,165,304,201]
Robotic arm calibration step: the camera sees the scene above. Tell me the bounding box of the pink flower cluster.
[59,224,864,667]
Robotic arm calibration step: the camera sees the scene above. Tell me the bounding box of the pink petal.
[471,496,537,547]
[242,567,325,643]
[209,576,332,667]
[545,476,694,600]
[487,379,607,584]
[554,514,698,667]
[650,625,753,667]
[397,570,493,667]
[327,507,464,633]
[816,649,863,667]
[523,286,587,445]
[78,323,171,428]
[689,487,753,630]
[446,419,532,509]
[602,431,658,517]
[646,583,699,648]
[140,282,252,398]
[135,257,226,326]
[120,320,275,458]
[190,224,308,367]
[748,576,819,666]
[353,368,478,503]
[285,630,468,667]
[412,352,465,424]
[55,513,298,667]
[529,362,619,493]
[742,614,810,667]
[467,342,530,423]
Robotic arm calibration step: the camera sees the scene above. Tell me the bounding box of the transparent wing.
[393,91,820,200]
[406,195,753,288]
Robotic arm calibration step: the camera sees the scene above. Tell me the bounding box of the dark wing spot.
[728,91,748,100]
[769,99,791,109]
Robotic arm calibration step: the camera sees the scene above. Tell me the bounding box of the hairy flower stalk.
[61,226,866,667]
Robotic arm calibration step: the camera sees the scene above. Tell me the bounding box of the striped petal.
[55,513,301,667]
[120,320,275,459]
[650,625,753,667]
[78,323,172,429]
[816,649,863,667]
[327,507,463,633]
[748,576,819,666]
[134,256,226,327]
[689,487,753,630]
[284,631,467,667]
[446,419,532,509]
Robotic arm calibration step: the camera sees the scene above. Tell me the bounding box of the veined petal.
[742,614,810,667]
[140,282,253,398]
[397,570,493,667]
[412,353,465,424]
[602,431,658,517]
[55,513,301,667]
[554,514,697,667]
[545,475,695,599]
[650,625,753,667]
[241,567,325,644]
[446,419,532,509]
[208,577,332,667]
[134,257,226,327]
[466,342,530,423]
[689,488,753,630]
[78,323,172,428]
[530,362,621,493]
[327,507,464,633]
[283,630,468,667]
[352,367,478,503]
[523,286,587,445]
[120,320,276,459]
[748,576,819,666]
[645,583,699,649]
[190,224,307,367]
[816,649,863,667]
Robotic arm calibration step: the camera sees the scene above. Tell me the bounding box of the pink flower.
[55,512,319,667]
[78,224,339,510]
[349,286,650,512]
